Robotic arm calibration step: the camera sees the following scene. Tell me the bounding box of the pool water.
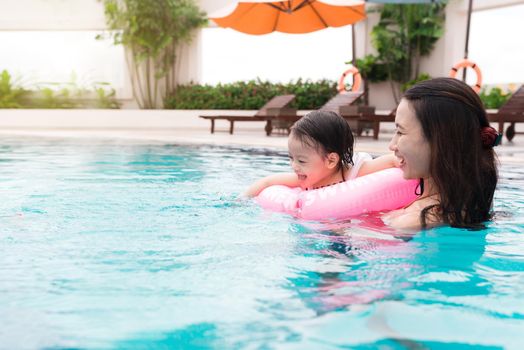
[0,139,523,349]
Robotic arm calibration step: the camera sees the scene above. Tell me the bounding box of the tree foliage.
[353,54,388,105]
[100,0,207,108]
[357,3,446,103]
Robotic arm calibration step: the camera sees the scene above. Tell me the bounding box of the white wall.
[0,0,205,107]
[198,0,235,17]
[0,0,132,103]
[0,0,106,30]
[1,0,522,110]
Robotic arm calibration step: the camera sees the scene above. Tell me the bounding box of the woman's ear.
[325,152,340,169]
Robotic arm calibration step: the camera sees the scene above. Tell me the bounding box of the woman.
[384,78,500,229]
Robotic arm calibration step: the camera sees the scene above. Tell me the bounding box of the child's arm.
[357,154,399,177]
[243,173,300,198]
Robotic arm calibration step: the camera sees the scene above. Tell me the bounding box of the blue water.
[0,139,523,350]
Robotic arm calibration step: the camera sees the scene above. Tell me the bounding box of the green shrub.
[0,70,31,108]
[401,73,432,92]
[165,79,338,110]
[30,87,79,109]
[0,70,120,109]
[479,87,512,109]
[28,82,121,109]
[94,85,120,109]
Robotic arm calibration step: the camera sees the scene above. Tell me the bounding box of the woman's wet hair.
[290,110,354,172]
[403,77,498,229]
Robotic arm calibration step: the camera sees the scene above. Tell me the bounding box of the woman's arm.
[243,173,300,198]
[357,154,399,177]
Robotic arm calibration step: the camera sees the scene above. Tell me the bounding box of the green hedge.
[479,87,512,109]
[0,70,120,109]
[164,79,339,110]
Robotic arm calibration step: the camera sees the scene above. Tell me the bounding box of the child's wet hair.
[290,110,354,169]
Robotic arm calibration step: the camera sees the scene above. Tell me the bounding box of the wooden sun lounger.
[487,85,524,141]
[320,92,364,114]
[348,110,396,140]
[265,92,365,136]
[199,94,296,135]
[318,90,393,140]
[322,92,394,140]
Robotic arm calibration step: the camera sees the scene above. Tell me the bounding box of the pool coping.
[0,109,522,164]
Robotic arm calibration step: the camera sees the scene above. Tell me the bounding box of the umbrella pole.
[352,24,356,66]
[463,0,473,81]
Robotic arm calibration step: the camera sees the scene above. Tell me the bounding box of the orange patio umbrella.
[210,0,366,35]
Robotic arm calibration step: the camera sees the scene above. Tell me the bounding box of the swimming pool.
[1,139,523,349]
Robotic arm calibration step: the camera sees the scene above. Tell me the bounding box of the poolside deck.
[0,109,522,164]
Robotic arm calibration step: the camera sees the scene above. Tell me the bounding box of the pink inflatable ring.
[255,168,419,220]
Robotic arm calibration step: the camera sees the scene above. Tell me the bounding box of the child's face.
[288,135,339,190]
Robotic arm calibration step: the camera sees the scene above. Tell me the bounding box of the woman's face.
[389,99,431,179]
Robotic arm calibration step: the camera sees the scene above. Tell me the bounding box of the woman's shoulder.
[384,196,441,230]
[383,208,420,230]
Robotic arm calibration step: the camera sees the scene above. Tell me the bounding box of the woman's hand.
[357,154,399,177]
[243,173,300,198]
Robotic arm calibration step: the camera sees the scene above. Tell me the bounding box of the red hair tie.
[480,126,502,148]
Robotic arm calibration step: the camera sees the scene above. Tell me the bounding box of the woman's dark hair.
[403,77,498,229]
[290,110,354,173]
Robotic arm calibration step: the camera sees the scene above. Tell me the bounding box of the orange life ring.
[449,59,483,93]
[338,66,362,93]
